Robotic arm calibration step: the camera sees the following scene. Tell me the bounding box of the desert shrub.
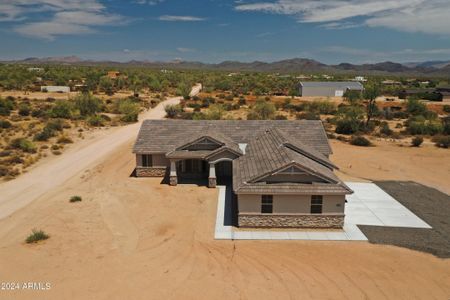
[51,144,60,150]
[118,100,139,122]
[407,116,443,135]
[411,136,423,147]
[31,108,47,118]
[46,119,64,132]
[0,150,12,157]
[164,104,183,118]
[10,138,37,153]
[296,111,320,120]
[50,100,72,119]
[34,127,56,141]
[380,122,393,136]
[307,101,336,115]
[350,136,371,147]
[18,104,31,116]
[0,120,12,128]
[56,135,73,144]
[0,166,8,177]
[74,93,101,116]
[238,97,246,105]
[26,229,49,244]
[335,119,361,134]
[247,99,276,120]
[87,115,104,127]
[406,98,428,116]
[0,98,15,116]
[432,135,450,148]
[70,195,82,202]
[52,150,62,155]
[443,105,450,113]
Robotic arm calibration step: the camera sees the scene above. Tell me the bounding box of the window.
[261,195,273,214]
[310,195,323,214]
[141,155,153,167]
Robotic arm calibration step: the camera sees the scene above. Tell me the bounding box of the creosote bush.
[411,136,423,147]
[432,135,450,149]
[350,136,371,147]
[26,229,49,244]
[70,195,82,202]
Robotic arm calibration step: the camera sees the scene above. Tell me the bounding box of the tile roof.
[133,120,332,156]
[232,128,352,194]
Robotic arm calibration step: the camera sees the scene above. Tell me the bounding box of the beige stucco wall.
[238,194,345,214]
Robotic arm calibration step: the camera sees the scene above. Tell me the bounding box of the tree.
[363,84,380,126]
[247,99,276,120]
[74,93,101,116]
[344,90,362,105]
[99,76,114,95]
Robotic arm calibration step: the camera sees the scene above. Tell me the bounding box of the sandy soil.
[0,94,182,219]
[0,140,449,300]
[330,139,450,195]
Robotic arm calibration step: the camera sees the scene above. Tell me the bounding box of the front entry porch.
[169,159,233,188]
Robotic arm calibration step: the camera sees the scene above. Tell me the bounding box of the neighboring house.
[436,87,450,103]
[40,86,70,93]
[299,81,364,97]
[133,120,352,228]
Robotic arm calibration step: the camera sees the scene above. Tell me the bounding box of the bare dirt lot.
[0,140,449,299]
[330,139,450,195]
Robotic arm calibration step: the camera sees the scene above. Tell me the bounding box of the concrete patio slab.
[214,182,432,241]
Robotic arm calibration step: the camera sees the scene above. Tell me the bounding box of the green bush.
[50,100,72,119]
[74,93,101,116]
[26,229,49,244]
[443,105,450,113]
[350,136,371,147]
[18,104,31,116]
[247,99,276,120]
[10,138,37,153]
[0,120,12,128]
[87,115,104,127]
[164,104,183,118]
[296,111,320,120]
[411,136,423,147]
[70,195,82,202]
[34,127,56,141]
[0,98,15,116]
[432,135,450,148]
[335,119,361,134]
[118,100,139,122]
[57,136,73,144]
[380,122,393,136]
[407,116,443,135]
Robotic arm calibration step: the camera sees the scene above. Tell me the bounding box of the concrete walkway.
[214,182,431,241]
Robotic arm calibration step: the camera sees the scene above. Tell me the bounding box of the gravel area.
[358,181,450,258]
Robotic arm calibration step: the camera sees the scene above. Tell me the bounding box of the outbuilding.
[299,81,364,97]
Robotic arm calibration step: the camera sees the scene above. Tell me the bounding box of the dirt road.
[0,84,200,220]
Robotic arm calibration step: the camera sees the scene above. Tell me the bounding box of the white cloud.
[235,0,450,35]
[0,0,125,40]
[158,15,205,22]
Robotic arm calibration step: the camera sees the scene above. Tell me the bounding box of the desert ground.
[0,139,450,300]
[331,139,450,195]
[0,87,449,299]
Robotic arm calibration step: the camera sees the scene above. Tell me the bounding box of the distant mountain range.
[2,56,450,76]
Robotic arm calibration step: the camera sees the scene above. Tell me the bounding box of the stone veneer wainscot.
[238,214,345,228]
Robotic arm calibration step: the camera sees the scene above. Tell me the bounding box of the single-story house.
[299,81,364,97]
[40,86,70,93]
[133,120,352,228]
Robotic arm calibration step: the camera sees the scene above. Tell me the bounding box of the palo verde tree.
[363,83,381,126]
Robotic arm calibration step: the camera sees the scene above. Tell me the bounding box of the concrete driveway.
[214,182,431,241]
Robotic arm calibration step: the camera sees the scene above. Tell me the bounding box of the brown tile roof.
[233,128,352,194]
[133,120,332,155]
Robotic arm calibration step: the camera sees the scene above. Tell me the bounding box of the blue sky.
[1,0,450,64]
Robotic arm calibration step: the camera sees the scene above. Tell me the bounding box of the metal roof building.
[299,81,364,97]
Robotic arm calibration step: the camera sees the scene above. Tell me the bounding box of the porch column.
[208,162,216,188]
[169,160,178,186]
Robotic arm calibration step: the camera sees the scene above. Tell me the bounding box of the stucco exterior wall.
[238,214,344,228]
[300,86,340,97]
[237,194,346,214]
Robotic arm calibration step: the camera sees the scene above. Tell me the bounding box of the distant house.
[107,71,121,79]
[27,67,44,72]
[436,87,450,102]
[382,80,402,86]
[354,76,367,82]
[299,81,364,97]
[133,120,352,229]
[40,86,70,93]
